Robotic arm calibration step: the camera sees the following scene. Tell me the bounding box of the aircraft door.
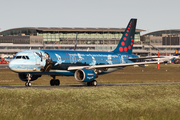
[118,55,126,64]
[33,52,43,65]
[70,55,76,63]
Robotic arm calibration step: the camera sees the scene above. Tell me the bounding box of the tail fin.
[171,57,176,64]
[112,19,137,54]
[174,48,179,56]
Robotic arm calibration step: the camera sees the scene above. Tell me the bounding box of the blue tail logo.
[112,19,137,54]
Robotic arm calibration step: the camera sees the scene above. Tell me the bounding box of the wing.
[67,61,161,71]
[128,56,163,60]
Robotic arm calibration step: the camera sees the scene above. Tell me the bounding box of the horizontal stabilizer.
[129,56,164,60]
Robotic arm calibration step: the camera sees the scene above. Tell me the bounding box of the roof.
[0,27,145,33]
[142,29,180,36]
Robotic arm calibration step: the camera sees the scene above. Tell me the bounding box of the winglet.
[112,19,137,54]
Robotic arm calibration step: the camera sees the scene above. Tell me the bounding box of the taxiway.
[1,82,180,89]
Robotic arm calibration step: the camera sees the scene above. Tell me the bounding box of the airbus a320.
[8,19,159,86]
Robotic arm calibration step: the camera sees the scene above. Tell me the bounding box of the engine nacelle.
[74,69,96,82]
[18,73,41,81]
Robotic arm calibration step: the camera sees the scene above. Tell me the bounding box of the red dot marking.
[123,37,127,41]
[129,25,131,27]
[127,30,129,32]
[121,42,125,46]
[125,33,128,36]
[124,47,127,51]
[128,27,130,29]
[119,47,123,52]
[128,46,131,50]
[131,36,133,38]
[131,42,133,46]
[131,39,133,41]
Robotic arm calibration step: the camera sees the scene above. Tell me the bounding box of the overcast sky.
[0,0,180,35]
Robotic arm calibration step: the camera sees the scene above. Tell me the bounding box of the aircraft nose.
[8,60,17,71]
[8,60,13,70]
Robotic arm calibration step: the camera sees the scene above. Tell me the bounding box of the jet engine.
[18,73,41,81]
[74,69,96,82]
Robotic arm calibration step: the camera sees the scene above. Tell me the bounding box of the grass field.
[0,85,180,120]
[1,64,180,119]
[0,64,180,85]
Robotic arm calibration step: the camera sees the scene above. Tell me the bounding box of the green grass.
[0,85,180,120]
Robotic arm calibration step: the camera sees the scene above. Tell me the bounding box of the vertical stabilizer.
[112,19,137,54]
[174,48,179,56]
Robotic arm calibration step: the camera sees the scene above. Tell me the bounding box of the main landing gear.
[87,80,97,86]
[25,73,31,87]
[50,76,60,86]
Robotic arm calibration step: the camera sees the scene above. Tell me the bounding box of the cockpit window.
[26,56,29,59]
[15,56,29,60]
[22,56,26,59]
[16,56,22,59]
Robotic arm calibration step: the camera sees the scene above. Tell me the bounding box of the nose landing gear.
[25,73,31,87]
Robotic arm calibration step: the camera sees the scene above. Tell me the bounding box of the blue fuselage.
[8,49,139,76]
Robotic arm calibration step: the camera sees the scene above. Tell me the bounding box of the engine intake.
[74,69,96,82]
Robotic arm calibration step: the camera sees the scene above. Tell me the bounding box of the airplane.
[8,19,160,87]
[146,55,178,63]
[145,49,179,63]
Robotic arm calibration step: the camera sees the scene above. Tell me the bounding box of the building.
[141,29,180,45]
[0,34,43,44]
[140,30,180,55]
[2,27,179,57]
[0,27,144,56]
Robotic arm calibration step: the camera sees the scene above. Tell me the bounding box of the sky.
[0,0,180,35]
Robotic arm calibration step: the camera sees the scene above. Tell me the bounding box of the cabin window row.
[51,57,117,61]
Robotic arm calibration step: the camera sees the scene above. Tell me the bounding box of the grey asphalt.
[1,82,180,89]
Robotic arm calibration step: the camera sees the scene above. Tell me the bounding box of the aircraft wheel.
[87,82,91,86]
[87,80,97,86]
[28,82,31,87]
[55,79,60,86]
[25,82,31,87]
[92,80,97,86]
[25,82,28,86]
[50,79,55,86]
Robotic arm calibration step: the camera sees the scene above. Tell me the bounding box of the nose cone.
[8,60,14,71]
[8,60,19,72]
